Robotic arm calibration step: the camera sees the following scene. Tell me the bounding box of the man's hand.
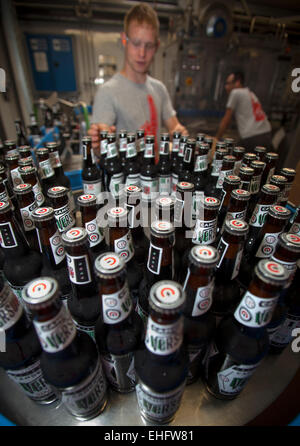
[88,123,116,157]
[164,116,188,136]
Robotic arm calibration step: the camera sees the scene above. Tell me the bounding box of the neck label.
[234,291,278,328]
[66,254,92,284]
[102,283,132,325]
[113,231,134,263]
[145,317,183,356]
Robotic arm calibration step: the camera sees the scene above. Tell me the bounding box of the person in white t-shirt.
[216,71,273,152]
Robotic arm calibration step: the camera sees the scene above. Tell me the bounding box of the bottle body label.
[39,159,54,179]
[255,232,280,258]
[101,353,136,392]
[216,169,233,189]
[194,155,208,172]
[66,254,92,285]
[145,317,183,356]
[147,243,163,275]
[140,175,158,200]
[102,284,132,325]
[49,150,62,167]
[7,359,57,402]
[136,380,185,423]
[113,231,134,263]
[158,175,171,195]
[83,179,102,196]
[217,358,260,396]
[0,222,18,248]
[49,230,65,265]
[10,167,23,187]
[193,219,217,245]
[183,270,213,316]
[211,159,222,176]
[250,204,270,227]
[20,201,38,232]
[33,304,77,353]
[85,218,104,247]
[32,181,45,205]
[234,291,278,328]
[109,173,124,197]
[0,283,23,330]
[61,358,107,419]
[125,173,140,187]
[54,203,75,233]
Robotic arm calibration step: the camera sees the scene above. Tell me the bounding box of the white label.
[0,222,18,248]
[217,361,260,396]
[119,137,127,152]
[83,180,102,196]
[233,160,242,176]
[194,155,208,172]
[144,144,154,158]
[289,222,300,236]
[39,159,54,179]
[147,243,163,275]
[192,219,217,245]
[211,159,223,176]
[85,218,104,247]
[145,317,183,356]
[109,173,124,197]
[102,283,132,325]
[249,204,270,227]
[234,291,279,328]
[7,359,56,401]
[255,232,280,258]
[0,283,22,330]
[216,238,229,268]
[126,142,137,158]
[114,231,134,263]
[140,175,158,200]
[66,254,92,284]
[100,139,107,155]
[32,182,45,205]
[191,281,214,317]
[49,230,65,265]
[232,248,243,279]
[107,142,117,159]
[20,201,38,232]
[158,175,171,195]
[184,147,192,163]
[33,304,77,353]
[250,175,262,194]
[174,198,184,224]
[10,167,22,187]
[171,173,178,195]
[136,381,185,422]
[49,150,62,168]
[125,173,140,187]
[226,210,247,222]
[61,358,107,418]
[54,203,75,233]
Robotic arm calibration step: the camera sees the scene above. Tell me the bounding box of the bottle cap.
[18,145,31,153]
[82,136,91,143]
[254,146,266,153]
[176,181,194,193]
[47,186,69,198]
[125,185,142,198]
[231,189,251,201]
[224,219,249,235]
[223,175,241,186]
[150,220,174,237]
[18,157,33,167]
[250,160,265,171]
[14,183,32,195]
[203,196,221,210]
[233,146,246,154]
[32,207,55,222]
[277,233,300,253]
[243,152,257,161]
[36,148,49,157]
[0,201,10,213]
[77,194,97,207]
[239,166,254,176]
[265,152,279,160]
[62,227,89,247]
[45,142,59,150]
[270,175,288,186]
[189,245,219,268]
[280,168,296,180]
[22,277,60,310]
[18,165,36,175]
[268,205,291,220]
[107,207,128,222]
[5,153,19,161]
[255,259,289,286]
[149,280,185,314]
[94,252,125,278]
[155,196,175,210]
[262,184,280,195]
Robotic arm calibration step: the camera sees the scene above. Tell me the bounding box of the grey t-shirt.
[226,87,271,139]
[91,73,176,143]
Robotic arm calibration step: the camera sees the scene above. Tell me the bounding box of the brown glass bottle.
[0,201,43,304]
[204,259,288,400]
[155,195,175,223]
[14,183,39,252]
[170,131,181,179]
[140,135,158,201]
[137,221,175,326]
[192,196,220,246]
[261,152,279,185]
[99,130,108,190]
[280,167,296,205]
[172,135,188,193]
[193,142,210,193]
[288,206,300,236]
[224,137,235,155]
[214,155,236,198]
[3,140,18,158]
[157,133,171,195]
[0,172,9,203]
[47,186,75,233]
[77,193,107,262]
[182,245,219,384]
[81,136,103,200]
[62,227,101,339]
[241,152,257,168]
[94,252,143,393]
[18,156,34,168]
[22,277,107,420]
[0,278,57,404]
[216,174,241,231]
[254,145,266,162]
[269,174,288,206]
[232,146,245,175]
[136,129,145,166]
[118,129,127,169]
[247,160,266,219]
[238,165,254,192]
[5,153,22,189]
[179,138,196,183]
[19,165,45,206]
[18,145,32,159]
[211,219,249,319]
[135,280,188,424]
[32,207,73,304]
[205,148,228,198]
[107,207,143,304]
[36,147,57,196]
[219,189,251,236]
[124,133,140,187]
[105,133,124,200]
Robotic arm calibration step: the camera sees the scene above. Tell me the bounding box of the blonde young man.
[89,3,187,156]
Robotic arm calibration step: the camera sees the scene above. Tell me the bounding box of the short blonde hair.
[124,3,160,38]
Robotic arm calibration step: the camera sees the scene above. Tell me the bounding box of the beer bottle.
[241,152,257,168]
[107,207,143,304]
[172,135,188,195]
[210,219,249,319]
[178,138,196,183]
[77,194,107,262]
[157,133,171,195]
[140,135,158,202]
[224,137,235,155]
[0,163,16,210]
[288,206,300,236]
[62,227,101,338]
[254,145,266,162]
[135,280,188,424]
[105,133,124,200]
[219,189,251,236]
[118,129,127,169]
[136,129,145,166]
[3,140,18,158]
[170,131,181,176]
[5,153,23,189]
[22,277,108,419]
[15,119,29,146]
[237,166,253,195]
[137,221,175,326]
[14,183,40,252]
[36,147,58,196]
[214,155,236,199]
[32,206,73,304]
[182,245,219,384]
[204,259,288,400]
[28,113,41,146]
[204,135,213,151]
[0,277,57,404]
[99,130,108,190]
[19,165,45,207]
[18,145,32,160]
[217,174,241,220]
[124,185,149,266]
[193,142,210,193]
[204,148,228,198]
[192,196,220,247]
[124,133,140,187]
[247,160,266,219]
[94,252,143,393]
[269,174,288,205]
[155,195,175,223]
[268,259,300,354]
[0,201,43,304]
[280,167,296,205]
[18,156,34,169]
[232,146,245,175]
[47,186,75,233]
[261,152,279,185]
[0,176,9,204]
[81,136,103,201]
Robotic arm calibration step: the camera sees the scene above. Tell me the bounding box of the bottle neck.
[183,265,214,317]
[145,311,183,357]
[146,234,174,283]
[36,220,66,269]
[99,276,134,327]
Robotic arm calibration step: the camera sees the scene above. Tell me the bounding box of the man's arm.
[216,108,233,140]
[164,115,188,136]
